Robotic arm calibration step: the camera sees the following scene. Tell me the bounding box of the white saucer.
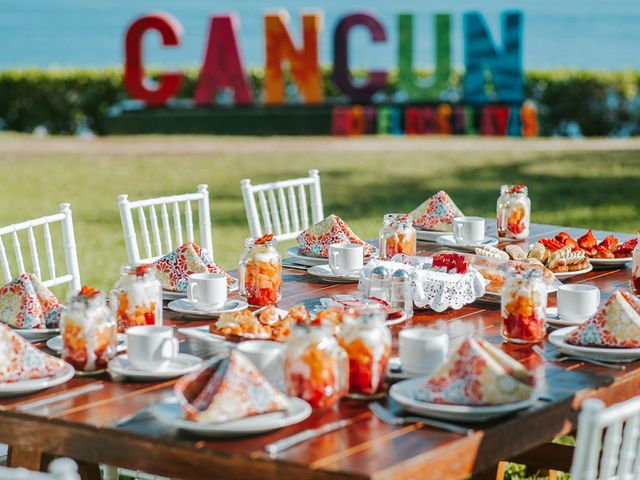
[386,357,423,381]
[548,327,640,363]
[151,397,311,437]
[108,353,203,380]
[0,364,75,398]
[436,235,499,251]
[285,247,329,266]
[163,278,238,301]
[545,307,590,328]
[389,376,536,422]
[13,326,60,343]
[167,299,249,318]
[308,265,360,283]
[553,264,593,280]
[47,333,127,354]
[416,229,448,242]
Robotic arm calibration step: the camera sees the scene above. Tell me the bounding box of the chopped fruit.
[598,235,619,251]
[578,229,597,250]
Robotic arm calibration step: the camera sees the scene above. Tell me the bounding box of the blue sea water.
[0,0,639,70]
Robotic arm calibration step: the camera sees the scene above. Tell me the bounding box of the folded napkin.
[415,337,535,405]
[0,323,68,382]
[153,242,232,292]
[409,190,464,231]
[296,214,375,258]
[0,273,64,329]
[175,350,289,423]
[566,290,640,348]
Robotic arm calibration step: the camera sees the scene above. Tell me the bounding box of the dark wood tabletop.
[0,221,636,480]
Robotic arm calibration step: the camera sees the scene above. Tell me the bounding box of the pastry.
[475,246,509,260]
[505,245,527,260]
[527,243,547,262]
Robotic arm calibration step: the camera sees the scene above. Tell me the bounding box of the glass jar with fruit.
[111,264,162,333]
[633,230,640,295]
[378,213,417,260]
[284,321,348,409]
[338,309,391,399]
[61,286,117,373]
[497,185,530,240]
[501,266,547,344]
[238,234,282,306]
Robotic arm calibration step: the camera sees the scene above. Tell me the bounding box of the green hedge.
[0,67,639,136]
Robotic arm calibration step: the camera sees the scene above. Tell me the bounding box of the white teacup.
[237,341,284,388]
[453,216,485,244]
[329,243,364,276]
[126,325,179,371]
[557,284,601,322]
[188,273,227,310]
[399,328,449,376]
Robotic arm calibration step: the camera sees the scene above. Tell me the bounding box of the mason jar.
[501,266,547,344]
[497,185,531,240]
[61,287,117,373]
[284,322,348,409]
[378,213,417,260]
[111,264,162,333]
[238,235,282,306]
[338,309,391,399]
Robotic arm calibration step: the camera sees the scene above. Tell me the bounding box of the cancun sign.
[123,10,537,136]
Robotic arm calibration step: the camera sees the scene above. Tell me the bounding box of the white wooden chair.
[570,396,640,479]
[118,185,214,264]
[240,169,324,241]
[0,203,81,292]
[0,457,79,480]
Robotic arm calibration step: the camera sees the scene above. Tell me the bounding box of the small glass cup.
[378,213,417,260]
[238,235,282,306]
[501,266,547,344]
[497,185,531,240]
[111,264,162,333]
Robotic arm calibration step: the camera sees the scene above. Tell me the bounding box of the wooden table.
[0,221,637,480]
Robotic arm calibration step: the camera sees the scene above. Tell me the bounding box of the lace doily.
[359,256,486,312]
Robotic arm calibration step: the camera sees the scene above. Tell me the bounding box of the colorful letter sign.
[124,13,183,106]
[333,12,388,103]
[264,11,323,105]
[194,15,253,106]
[463,11,524,103]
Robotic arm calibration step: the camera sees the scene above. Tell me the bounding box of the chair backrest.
[118,185,213,265]
[0,203,81,293]
[571,396,640,480]
[240,169,324,242]
[0,457,79,480]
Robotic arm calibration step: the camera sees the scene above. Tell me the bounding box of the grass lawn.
[1,133,638,480]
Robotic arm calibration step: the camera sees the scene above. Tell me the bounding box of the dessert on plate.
[213,305,300,341]
[409,191,464,232]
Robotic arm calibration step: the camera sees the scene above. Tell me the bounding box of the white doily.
[359,256,486,312]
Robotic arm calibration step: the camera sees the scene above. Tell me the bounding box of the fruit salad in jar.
[284,321,348,409]
[338,309,391,398]
[379,214,417,260]
[112,264,162,332]
[61,286,117,372]
[239,234,282,306]
[497,185,531,240]
[501,266,547,344]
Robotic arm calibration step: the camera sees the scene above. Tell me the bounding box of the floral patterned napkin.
[296,214,375,258]
[415,337,535,405]
[0,273,64,329]
[175,350,289,423]
[0,323,68,382]
[566,289,640,348]
[153,242,234,293]
[409,190,464,231]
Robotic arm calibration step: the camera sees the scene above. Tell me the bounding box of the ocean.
[0,0,639,71]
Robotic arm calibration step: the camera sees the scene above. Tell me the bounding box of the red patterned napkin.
[153,242,233,292]
[566,290,640,348]
[296,214,375,258]
[0,273,64,329]
[409,191,464,231]
[0,323,68,382]
[175,350,289,423]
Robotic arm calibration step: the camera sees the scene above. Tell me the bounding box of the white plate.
[108,353,203,380]
[554,264,593,279]
[13,327,60,343]
[416,229,448,242]
[389,377,536,422]
[548,327,640,362]
[151,397,311,437]
[47,333,127,354]
[307,265,360,283]
[0,364,75,398]
[163,278,238,301]
[588,256,632,267]
[167,299,248,318]
[286,247,376,267]
[179,308,289,342]
[436,235,499,251]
